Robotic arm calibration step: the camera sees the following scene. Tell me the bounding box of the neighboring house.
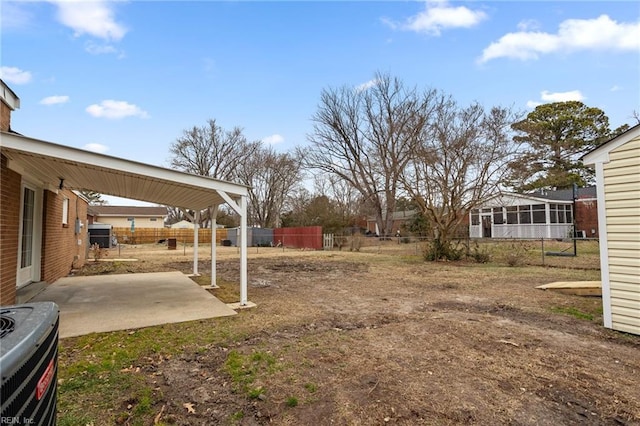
[89,205,167,229]
[533,187,599,238]
[1,80,90,304]
[469,187,598,239]
[170,219,194,229]
[583,124,640,336]
[366,210,417,236]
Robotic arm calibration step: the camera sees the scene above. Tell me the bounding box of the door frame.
[17,179,43,287]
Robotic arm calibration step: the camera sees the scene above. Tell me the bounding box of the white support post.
[210,205,219,288]
[193,210,200,276]
[239,195,248,306]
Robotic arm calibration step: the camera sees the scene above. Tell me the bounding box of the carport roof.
[1,132,248,210]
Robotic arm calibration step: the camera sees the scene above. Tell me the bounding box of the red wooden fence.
[273,226,323,250]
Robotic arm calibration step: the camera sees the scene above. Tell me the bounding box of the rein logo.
[36,359,55,400]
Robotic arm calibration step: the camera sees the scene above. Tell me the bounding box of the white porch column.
[239,195,248,306]
[193,210,200,276]
[210,205,219,288]
[545,204,551,239]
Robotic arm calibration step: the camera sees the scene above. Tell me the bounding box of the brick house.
[365,210,418,236]
[1,80,89,304]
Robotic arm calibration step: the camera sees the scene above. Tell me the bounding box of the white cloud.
[540,90,584,102]
[0,66,32,85]
[49,0,127,41]
[263,134,284,145]
[86,100,149,119]
[526,90,585,109]
[355,78,383,93]
[385,0,487,36]
[480,14,640,63]
[84,41,120,55]
[83,143,109,154]
[517,19,540,32]
[1,2,32,31]
[39,95,70,105]
[610,85,621,92]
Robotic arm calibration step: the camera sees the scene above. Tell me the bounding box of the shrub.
[349,234,363,252]
[424,238,463,261]
[504,240,529,267]
[470,242,491,263]
[89,243,106,261]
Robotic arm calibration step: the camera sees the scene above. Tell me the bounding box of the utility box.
[88,223,113,248]
[167,238,177,250]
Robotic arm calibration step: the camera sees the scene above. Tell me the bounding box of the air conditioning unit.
[1,302,59,426]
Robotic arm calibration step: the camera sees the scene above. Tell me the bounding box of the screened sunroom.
[469,193,574,239]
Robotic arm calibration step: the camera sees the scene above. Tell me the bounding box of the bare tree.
[313,173,363,230]
[169,119,260,181]
[168,119,260,226]
[304,72,435,237]
[236,146,302,228]
[165,206,187,225]
[80,190,106,205]
[402,96,520,259]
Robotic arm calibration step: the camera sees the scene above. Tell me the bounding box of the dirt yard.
[61,244,640,425]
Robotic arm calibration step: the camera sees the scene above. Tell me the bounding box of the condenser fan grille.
[0,315,16,338]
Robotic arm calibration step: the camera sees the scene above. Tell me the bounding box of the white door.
[17,184,42,287]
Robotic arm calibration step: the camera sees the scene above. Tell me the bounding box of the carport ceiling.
[1,132,248,210]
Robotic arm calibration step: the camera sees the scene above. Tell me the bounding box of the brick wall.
[1,101,11,132]
[575,199,599,238]
[0,155,21,305]
[41,189,88,283]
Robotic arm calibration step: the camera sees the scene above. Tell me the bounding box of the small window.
[150,218,157,222]
[532,204,546,224]
[506,206,518,224]
[62,198,69,226]
[493,207,504,225]
[565,206,573,224]
[127,217,134,221]
[549,204,558,224]
[471,211,480,225]
[519,205,531,224]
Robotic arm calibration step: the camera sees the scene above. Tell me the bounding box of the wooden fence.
[112,226,323,249]
[112,227,227,244]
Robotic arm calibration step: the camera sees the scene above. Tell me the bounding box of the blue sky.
[2,1,639,204]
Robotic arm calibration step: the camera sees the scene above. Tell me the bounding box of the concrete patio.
[30,271,238,338]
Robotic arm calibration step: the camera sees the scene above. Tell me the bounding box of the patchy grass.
[285,396,299,408]
[550,306,595,321]
[57,245,640,426]
[224,349,279,396]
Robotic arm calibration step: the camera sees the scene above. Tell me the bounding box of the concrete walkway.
[30,271,237,338]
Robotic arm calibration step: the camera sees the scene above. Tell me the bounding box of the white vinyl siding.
[602,136,640,335]
[96,216,165,229]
